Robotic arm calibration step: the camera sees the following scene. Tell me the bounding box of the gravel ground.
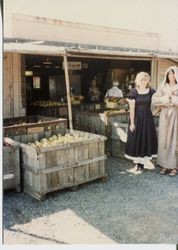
[3,157,178,244]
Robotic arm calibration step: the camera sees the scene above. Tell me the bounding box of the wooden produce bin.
[74,110,129,136]
[111,122,128,158]
[3,141,21,192]
[3,115,67,142]
[20,129,107,201]
[74,110,129,154]
[80,103,105,112]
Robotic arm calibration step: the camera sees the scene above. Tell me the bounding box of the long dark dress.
[125,88,157,162]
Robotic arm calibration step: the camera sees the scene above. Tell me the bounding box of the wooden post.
[63,50,73,131]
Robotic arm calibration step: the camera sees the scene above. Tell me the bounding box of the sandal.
[160,168,167,174]
[169,168,177,177]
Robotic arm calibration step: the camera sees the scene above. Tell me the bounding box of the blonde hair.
[135,72,150,88]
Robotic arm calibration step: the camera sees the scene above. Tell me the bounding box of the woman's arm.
[152,87,170,106]
[128,99,135,132]
[170,90,178,106]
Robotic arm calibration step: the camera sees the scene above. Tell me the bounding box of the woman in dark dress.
[125,72,157,173]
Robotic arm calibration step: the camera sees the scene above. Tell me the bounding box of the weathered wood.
[111,139,126,158]
[63,52,73,131]
[74,111,129,138]
[22,155,106,174]
[3,116,67,140]
[20,129,107,200]
[3,143,21,192]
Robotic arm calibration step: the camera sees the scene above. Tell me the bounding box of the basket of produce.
[71,95,85,105]
[105,97,120,109]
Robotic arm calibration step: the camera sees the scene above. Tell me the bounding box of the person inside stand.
[125,72,158,174]
[152,66,178,176]
[88,78,101,102]
[105,80,123,98]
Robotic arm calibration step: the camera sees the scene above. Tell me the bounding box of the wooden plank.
[56,148,67,166]
[58,168,74,187]
[23,185,45,201]
[39,155,107,174]
[27,127,44,134]
[41,173,47,192]
[46,173,52,189]
[38,153,46,170]
[110,138,126,158]
[3,53,12,118]
[74,165,89,183]
[13,53,20,117]
[3,144,21,192]
[82,144,89,160]
[45,150,58,168]
[63,52,73,130]
[51,172,59,188]
[98,141,105,156]
[89,162,99,179]
[99,160,106,176]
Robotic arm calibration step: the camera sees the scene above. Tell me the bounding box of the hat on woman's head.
[112,81,119,86]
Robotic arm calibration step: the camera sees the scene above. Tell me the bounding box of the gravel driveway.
[3,157,178,244]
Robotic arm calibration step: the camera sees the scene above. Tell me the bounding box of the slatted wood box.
[3,141,21,192]
[20,129,107,201]
[74,111,129,154]
[105,100,120,109]
[74,110,129,136]
[4,115,67,142]
[111,122,128,158]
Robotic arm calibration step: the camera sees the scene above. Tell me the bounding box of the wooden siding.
[3,53,26,118]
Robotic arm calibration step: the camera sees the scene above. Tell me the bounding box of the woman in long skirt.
[152,66,178,176]
[125,72,157,173]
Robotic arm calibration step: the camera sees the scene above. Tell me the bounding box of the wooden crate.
[80,103,104,111]
[20,129,107,201]
[74,110,129,154]
[111,122,128,140]
[111,122,128,158]
[4,115,67,142]
[3,141,21,192]
[74,111,129,136]
[105,101,120,109]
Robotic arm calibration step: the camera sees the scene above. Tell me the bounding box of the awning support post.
[63,49,73,132]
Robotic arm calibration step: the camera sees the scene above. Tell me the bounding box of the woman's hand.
[129,123,135,133]
[163,95,171,105]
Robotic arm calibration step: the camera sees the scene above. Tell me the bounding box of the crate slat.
[3,144,21,192]
[4,115,67,140]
